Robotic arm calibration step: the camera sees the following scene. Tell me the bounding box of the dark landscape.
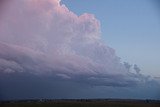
[1,99,160,107]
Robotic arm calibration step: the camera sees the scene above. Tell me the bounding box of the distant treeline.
[0,99,160,104]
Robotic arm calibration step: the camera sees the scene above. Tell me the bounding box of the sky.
[0,0,160,100]
[62,0,160,77]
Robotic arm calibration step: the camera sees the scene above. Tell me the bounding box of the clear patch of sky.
[61,0,160,77]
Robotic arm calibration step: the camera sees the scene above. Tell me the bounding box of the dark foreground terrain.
[0,99,160,107]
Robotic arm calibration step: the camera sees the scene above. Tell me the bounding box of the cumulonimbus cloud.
[0,0,150,87]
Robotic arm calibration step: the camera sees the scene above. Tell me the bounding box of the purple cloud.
[0,0,155,88]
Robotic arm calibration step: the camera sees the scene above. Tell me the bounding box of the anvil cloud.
[0,0,149,88]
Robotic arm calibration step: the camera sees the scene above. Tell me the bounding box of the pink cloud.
[0,0,150,87]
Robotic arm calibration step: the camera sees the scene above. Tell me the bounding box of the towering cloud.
[0,0,150,88]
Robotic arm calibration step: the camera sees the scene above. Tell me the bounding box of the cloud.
[0,0,154,89]
[123,62,132,72]
[134,64,141,74]
[0,72,160,100]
